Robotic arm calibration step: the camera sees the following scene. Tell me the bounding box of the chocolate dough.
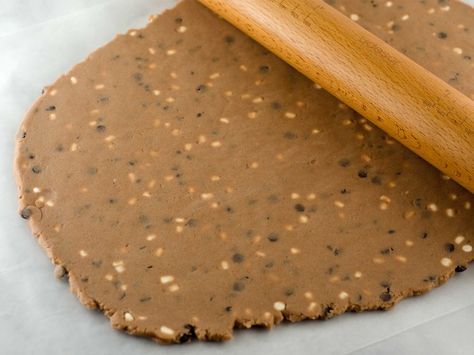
[15,0,473,343]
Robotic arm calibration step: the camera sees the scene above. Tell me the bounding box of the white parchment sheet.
[0,1,473,354]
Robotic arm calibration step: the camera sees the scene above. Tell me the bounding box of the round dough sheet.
[15,0,473,343]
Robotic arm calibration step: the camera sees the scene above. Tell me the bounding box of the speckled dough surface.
[15,0,473,343]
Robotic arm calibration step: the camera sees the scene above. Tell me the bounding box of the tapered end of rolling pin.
[199,0,474,193]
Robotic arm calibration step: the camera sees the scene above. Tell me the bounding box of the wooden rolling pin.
[199,0,474,192]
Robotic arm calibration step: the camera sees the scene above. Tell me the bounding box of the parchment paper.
[0,0,473,354]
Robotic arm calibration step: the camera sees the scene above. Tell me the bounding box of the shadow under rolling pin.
[199,0,474,193]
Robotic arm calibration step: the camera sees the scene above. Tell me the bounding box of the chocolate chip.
[420,210,431,219]
[412,198,423,208]
[265,261,274,268]
[267,195,279,203]
[455,265,467,273]
[437,32,448,39]
[45,105,56,111]
[20,207,32,219]
[271,101,282,110]
[283,131,297,140]
[224,35,235,44]
[97,95,109,104]
[267,233,279,242]
[224,306,232,312]
[380,292,392,302]
[391,24,401,32]
[338,158,351,167]
[133,73,143,81]
[232,253,244,263]
[196,84,207,93]
[294,204,305,212]
[178,325,196,343]
[444,243,455,252]
[28,154,35,160]
[358,169,368,178]
[32,166,42,174]
[91,260,103,268]
[96,125,106,132]
[388,229,396,234]
[245,230,254,238]
[371,176,382,185]
[186,219,198,227]
[322,306,334,318]
[54,265,67,279]
[233,282,245,291]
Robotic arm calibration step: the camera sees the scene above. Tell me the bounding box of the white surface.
[0,1,473,354]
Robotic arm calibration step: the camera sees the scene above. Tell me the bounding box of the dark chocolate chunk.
[232,253,244,263]
[271,101,282,110]
[267,233,279,242]
[20,207,32,219]
[380,292,392,302]
[233,282,245,291]
[294,203,305,212]
[338,158,351,167]
[224,35,235,44]
[444,243,455,252]
[196,84,207,93]
[32,166,42,174]
[358,169,368,178]
[371,176,382,185]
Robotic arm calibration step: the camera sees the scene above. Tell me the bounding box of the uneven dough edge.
[13,0,473,344]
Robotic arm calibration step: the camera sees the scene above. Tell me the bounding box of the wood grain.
[199,0,474,192]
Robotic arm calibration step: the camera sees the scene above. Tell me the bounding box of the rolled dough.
[15,0,473,343]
